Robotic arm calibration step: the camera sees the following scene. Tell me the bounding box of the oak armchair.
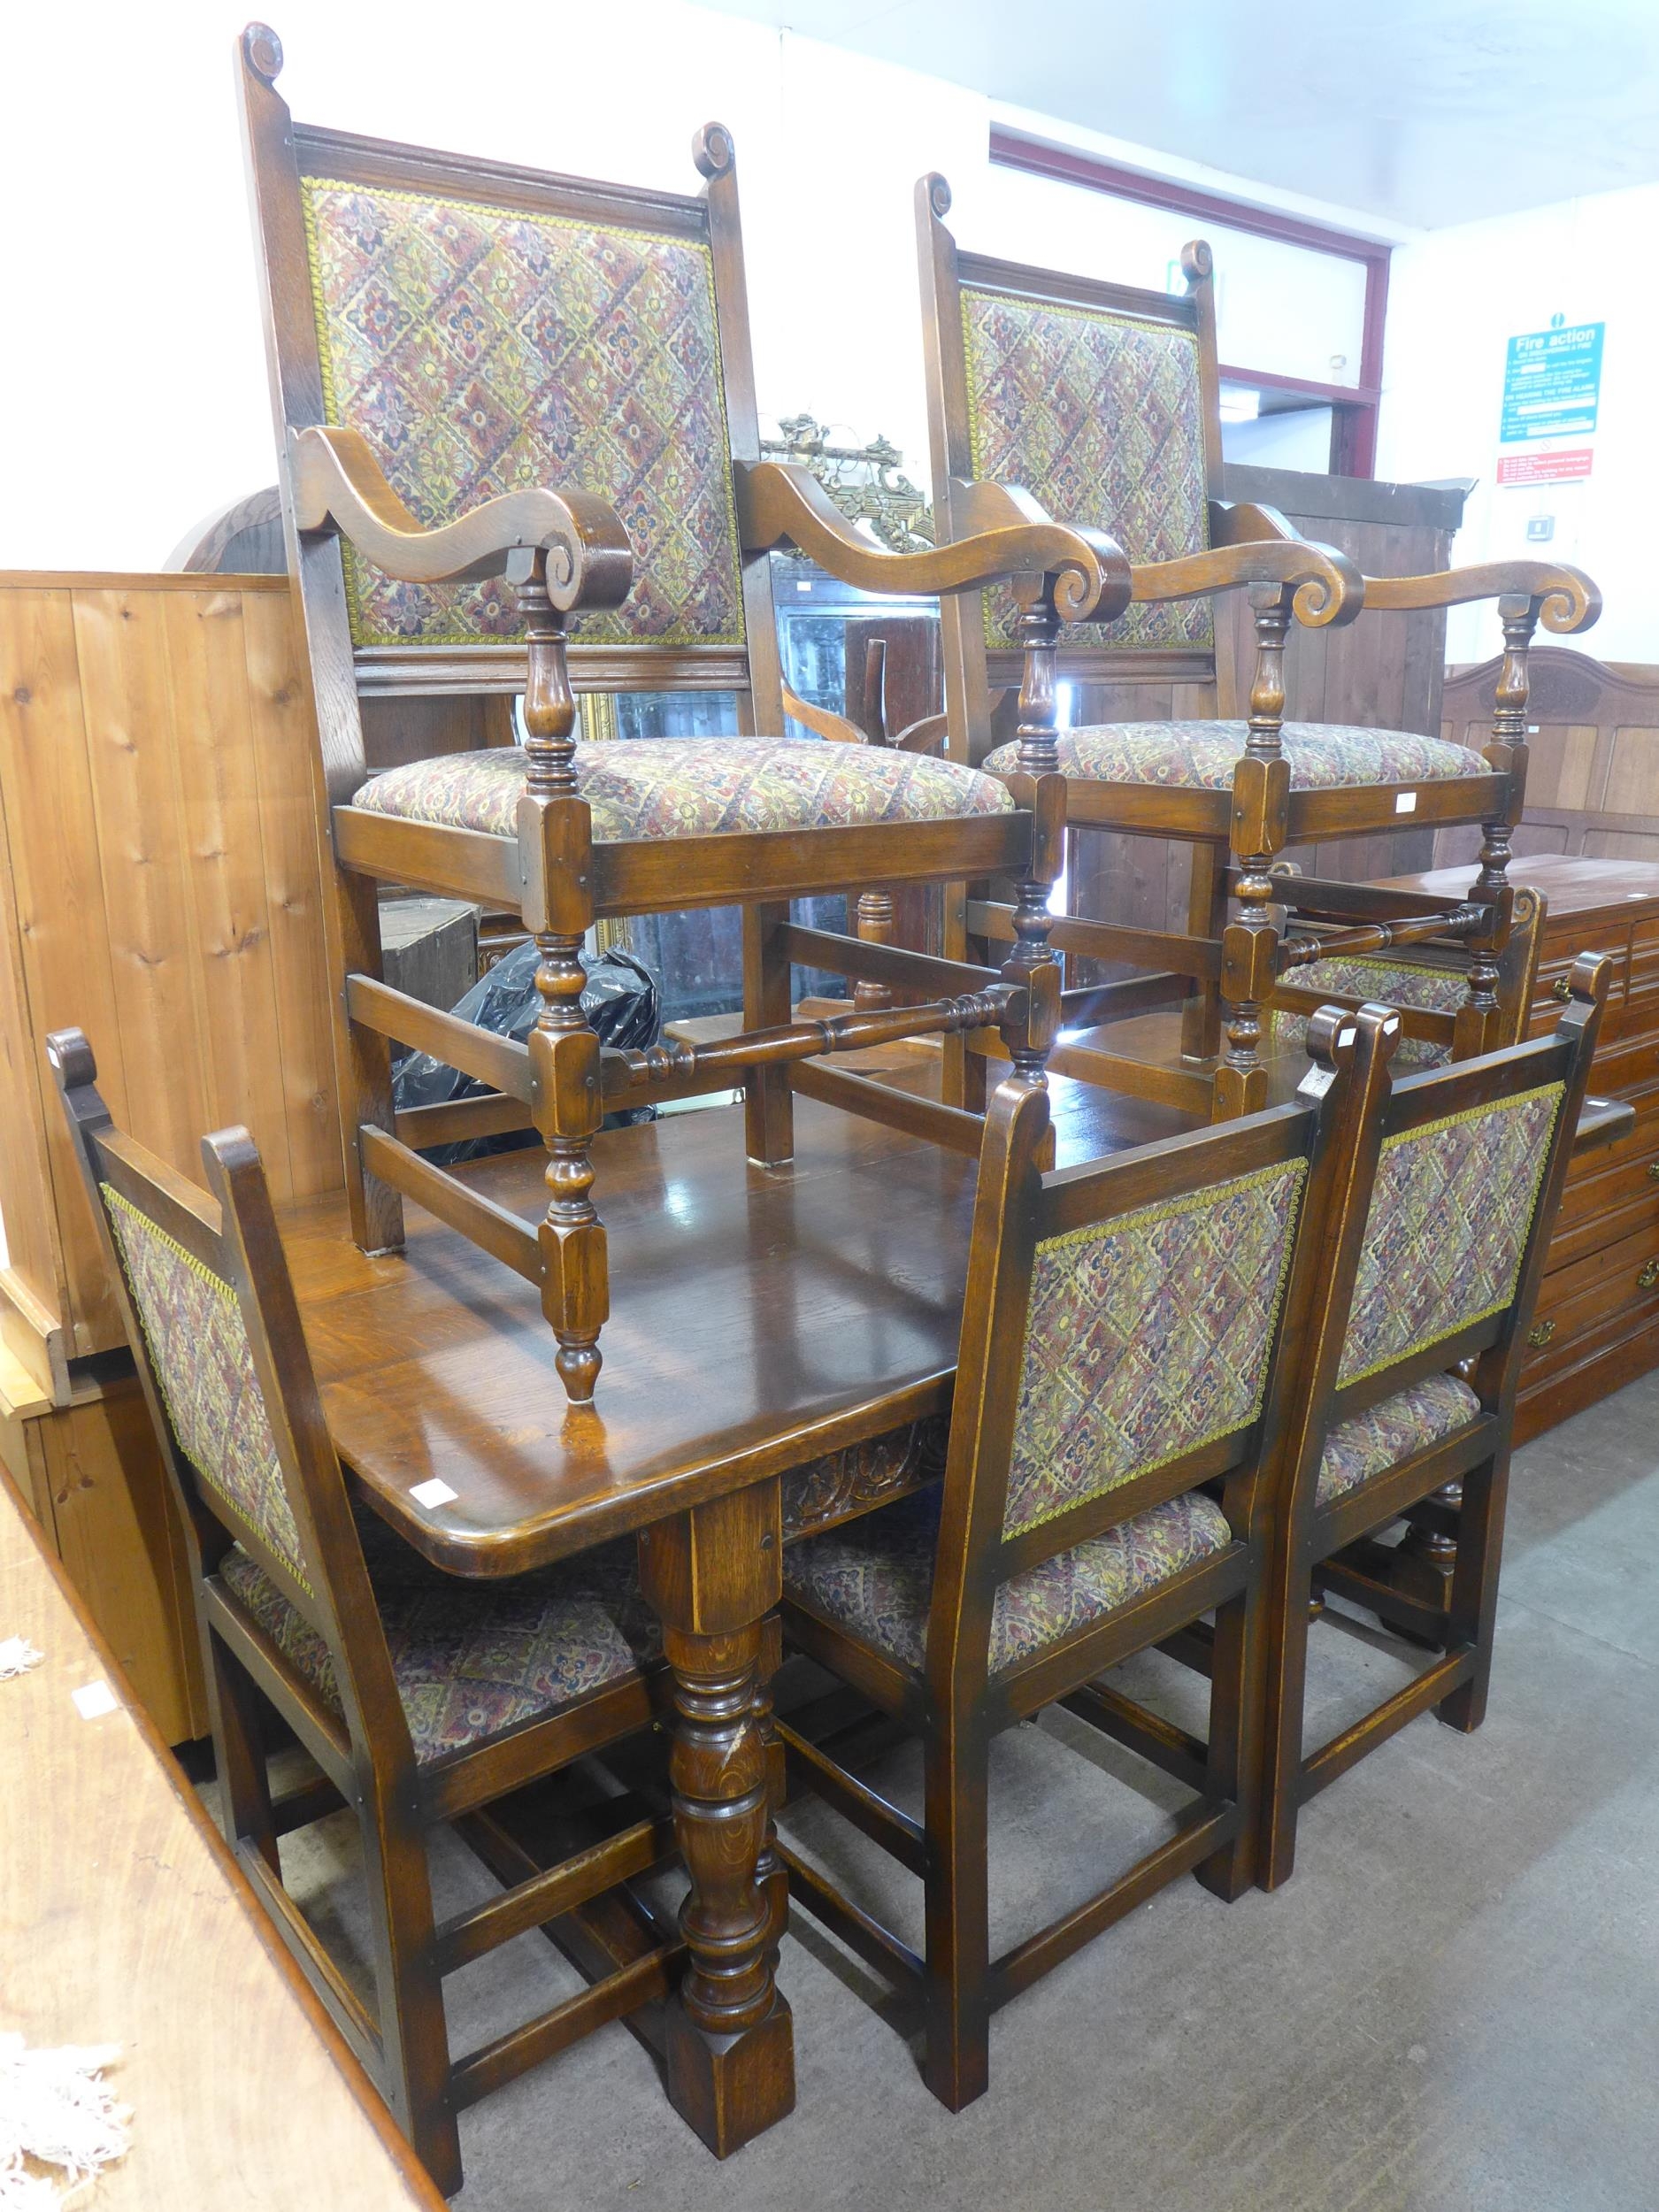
[239,26,1129,1399]
[916,175,1601,1118]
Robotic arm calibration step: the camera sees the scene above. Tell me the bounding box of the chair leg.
[359,1792,462,2197]
[1180,841,1228,1064]
[743,902,795,1166]
[1437,1452,1509,1734]
[204,1629,280,1878]
[1257,1540,1315,1893]
[921,1722,990,2112]
[1194,1585,1260,1901]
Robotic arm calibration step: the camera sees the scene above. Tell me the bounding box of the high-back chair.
[238,25,1128,1399]
[774,1002,1396,2109]
[1256,954,1609,1890]
[50,1027,687,2195]
[915,174,1600,1119]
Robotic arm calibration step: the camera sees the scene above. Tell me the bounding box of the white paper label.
[1394,790,1417,814]
[410,1479,458,1509]
[1297,1065,1336,1099]
[72,1679,119,1721]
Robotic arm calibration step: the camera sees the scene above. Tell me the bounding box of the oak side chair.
[238,23,1127,1400]
[774,1000,1399,2109]
[1256,952,1609,1889]
[50,1027,688,2197]
[915,173,1601,1119]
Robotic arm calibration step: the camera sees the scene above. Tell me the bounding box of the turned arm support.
[737,460,1132,625]
[288,424,634,614]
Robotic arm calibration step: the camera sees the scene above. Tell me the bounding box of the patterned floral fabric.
[301,176,743,650]
[1272,956,1470,1071]
[785,1486,1231,1675]
[983,722,1490,791]
[1339,1084,1564,1386]
[1316,1373,1481,1508]
[352,737,1014,841]
[1006,1159,1305,1537]
[102,1188,309,1592]
[961,287,1212,653]
[219,1533,658,1764]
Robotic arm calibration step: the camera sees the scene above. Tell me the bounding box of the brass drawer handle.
[1641,1259,1659,1292]
[1551,975,1573,1002]
[1647,1161,1659,1182]
[1527,1320,1556,1348]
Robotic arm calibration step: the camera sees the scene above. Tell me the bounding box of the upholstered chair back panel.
[1006,1159,1306,1537]
[1271,956,1471,1071]
[1338,1083,1565,1386]
[300,176,744,651]
[103,1187,311,1594]
[960,285,1213,654]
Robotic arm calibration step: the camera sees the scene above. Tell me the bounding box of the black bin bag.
[392,940,660,1166]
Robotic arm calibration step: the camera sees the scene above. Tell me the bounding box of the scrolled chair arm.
[288,424,634,615]
[1130,528,1363,631]
[1363,558,1600,633]
[736,459,1133,626]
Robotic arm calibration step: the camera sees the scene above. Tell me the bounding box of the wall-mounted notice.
[1496,447,1594,488]
[1500,323,1603,443]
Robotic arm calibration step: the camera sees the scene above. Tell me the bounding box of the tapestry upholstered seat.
[1313,1372,1480,1509]
[1270,955,1473,1072]
[783,1486,1230,1677]
[219,1539,657,1766]
[352,736,1014,843]
[982,722,1488,795]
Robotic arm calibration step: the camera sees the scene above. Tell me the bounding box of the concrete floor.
[267,1371,1659,2211]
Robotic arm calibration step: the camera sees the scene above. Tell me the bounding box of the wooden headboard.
[1436,646,1659,869]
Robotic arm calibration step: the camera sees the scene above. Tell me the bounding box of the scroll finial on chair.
[242,21,283,81]
[693,123,735,180]
[924,173,953,220]
[1181,239,1213,287]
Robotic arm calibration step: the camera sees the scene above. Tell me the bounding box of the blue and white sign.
[1500,323,1604,444]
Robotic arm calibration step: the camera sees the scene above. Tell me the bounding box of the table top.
[0,1470,445,2212]
[280,1034,1624,1577]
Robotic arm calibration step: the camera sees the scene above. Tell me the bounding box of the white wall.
[1378,182,1659,663]
[0,0,1402,574]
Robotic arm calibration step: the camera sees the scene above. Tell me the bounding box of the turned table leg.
[638,1482,794,2156]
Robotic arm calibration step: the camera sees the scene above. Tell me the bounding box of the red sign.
[1496,447,1594,487]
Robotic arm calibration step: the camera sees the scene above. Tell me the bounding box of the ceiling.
[712,0,1659,228]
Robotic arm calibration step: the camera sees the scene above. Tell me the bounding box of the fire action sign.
[1500,322,1604,444]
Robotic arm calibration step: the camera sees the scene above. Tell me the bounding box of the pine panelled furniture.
[238,26,1144,1402]
[53,1031,688,2194]
[0,564,337,1743]
[915,177,1601,1118]
[1377,854,1659,1448]
[1258,957,1608,1885]
[775,1006,1393,2108]
[0,1459,447,2212]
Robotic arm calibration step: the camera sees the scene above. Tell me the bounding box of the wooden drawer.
[1522,1215,1659,1379]
[1549,1153,1659,1271]
[1629,915,1659,995]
